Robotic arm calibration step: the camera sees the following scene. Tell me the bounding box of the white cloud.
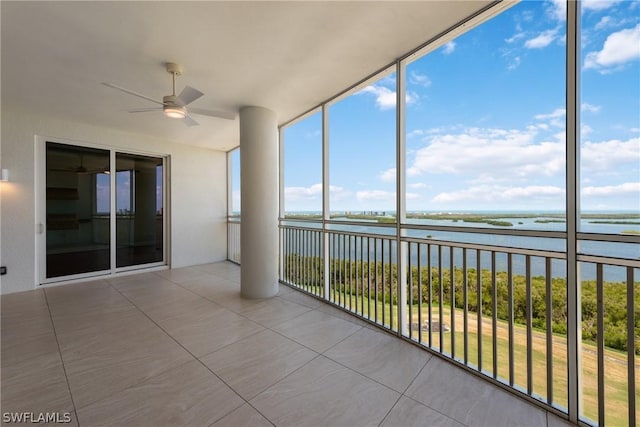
[408,127,565,180]
[595,16,614,31]
[582,182,640,196]
[505,32,525,44]
[584,24,640,71]
[285,183,352,201]
[407,129,424,139]
[409,183,430,190]
[534,108,566,128]
[379,168,396,183]
[581,102,601,113]
[359,85,416,110]
[581,124,594,136]
[581,137,640,172]
[356,190,395,202]
[583,0,622,11]
[284,183,323,200]
[535,108,566,120]
[432,184,564,203]
[442,41,456,55]
[525,29,559,49]
[409,71,431,87]
[507,56,521,71]
[547,0,566,21]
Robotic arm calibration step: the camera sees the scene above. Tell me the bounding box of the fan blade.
[176,85,204,106]
[189,107,236,121]
[128,107,163,113]
[183,115,199,127]
[101,82,164,106]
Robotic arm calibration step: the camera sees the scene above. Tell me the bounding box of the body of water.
[283,212,640,282]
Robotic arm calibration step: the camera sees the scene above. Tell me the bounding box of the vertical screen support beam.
[322,104,331,299]
[566,0,581,423]
[278,128,285,280]
[396,59,408,336]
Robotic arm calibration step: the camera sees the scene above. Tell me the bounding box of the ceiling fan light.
[164,106,186,119]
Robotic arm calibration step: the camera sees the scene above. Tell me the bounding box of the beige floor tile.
[157,306,264,357]
[1,331,62,382]
[118,285,222,323]
[204,290,264,313]
[178,275,240,301]
[105,271,162,287]
[251,355,399,427]
[271,309,362,353]
[0,289,48,319]
[196,262,240,277]
[406,357,547,426]
[53,308,163,360]
[50,304,147,338]
[76,360,244,427]
[315,303,371,327]
[405,357,493,423]
[114,280,195,308]
[139,293,224,323]
[276,284,295,295]
[465,387,547,427]
[381,396,463,427]
[1,361,74,419]
[1,312,55,343]
[279,289,324,308]
[201,329,317,399]
[324,327,430,392]
[63,328,193,409]
[240,297,312,327]
[211,403,272,427]
[153,266,209,284]
[547,412,575,427]
[45,281,133,318]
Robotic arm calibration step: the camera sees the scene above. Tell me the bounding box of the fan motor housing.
[163,95,178,105]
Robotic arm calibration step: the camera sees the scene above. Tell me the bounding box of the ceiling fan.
[102,62,235,126]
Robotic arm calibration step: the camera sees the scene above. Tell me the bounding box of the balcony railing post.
[626,267,636,427]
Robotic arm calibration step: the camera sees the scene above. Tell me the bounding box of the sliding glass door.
[115,153,164,268]
[46,143,111,278]
[44,141,166,281]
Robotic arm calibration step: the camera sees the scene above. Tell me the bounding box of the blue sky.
[239,0,640,214]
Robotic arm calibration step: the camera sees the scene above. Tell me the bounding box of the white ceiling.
[1,1,494,151]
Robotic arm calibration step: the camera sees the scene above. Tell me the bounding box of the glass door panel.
[46,142,111,278]
[115,153,164,267]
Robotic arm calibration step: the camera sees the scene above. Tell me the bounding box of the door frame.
[35,135,170,285]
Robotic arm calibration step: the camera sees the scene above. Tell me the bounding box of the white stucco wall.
[0,108,228,294]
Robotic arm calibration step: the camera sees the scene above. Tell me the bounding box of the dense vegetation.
[284,255,639,354]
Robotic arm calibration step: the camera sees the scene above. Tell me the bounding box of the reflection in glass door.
[45,142,165,280]
[46,142,111,278]
[115,153,164,267]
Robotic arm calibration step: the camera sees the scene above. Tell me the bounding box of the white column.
[240,106,279,298]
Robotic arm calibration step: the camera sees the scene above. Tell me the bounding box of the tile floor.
[1,262,574,427]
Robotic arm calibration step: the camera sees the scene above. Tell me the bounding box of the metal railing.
[278,221,639,427]
[227,217,241,264]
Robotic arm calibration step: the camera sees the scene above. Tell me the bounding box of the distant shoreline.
[282,211,640,228]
